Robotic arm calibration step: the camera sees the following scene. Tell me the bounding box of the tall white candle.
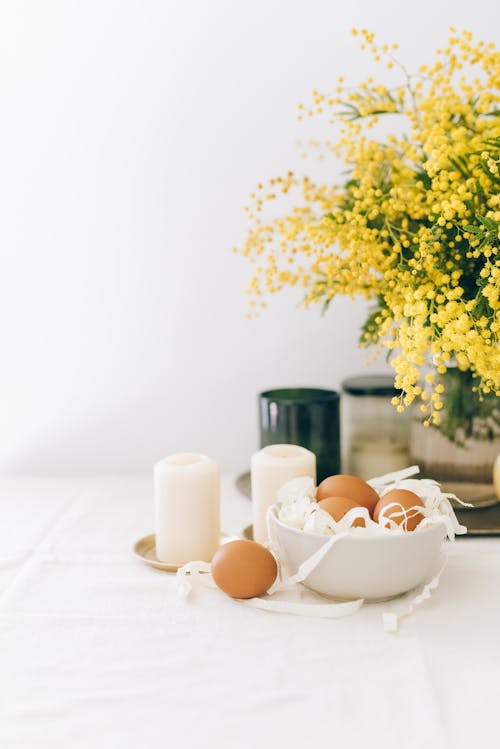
[251,444,316,543]
[154,452,220,564]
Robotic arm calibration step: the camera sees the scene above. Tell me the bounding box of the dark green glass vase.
[259,388,340,483]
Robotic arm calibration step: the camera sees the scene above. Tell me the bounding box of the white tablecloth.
[0,475,499,749]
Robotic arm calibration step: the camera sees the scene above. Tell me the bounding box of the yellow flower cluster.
[239,29,500,426]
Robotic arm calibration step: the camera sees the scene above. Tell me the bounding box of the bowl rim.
[270,509,447,542]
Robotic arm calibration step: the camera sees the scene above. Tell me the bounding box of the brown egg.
[211,540,278,599]
[316,474,380,514]
[374,489,425,532]
[318,496,366,527]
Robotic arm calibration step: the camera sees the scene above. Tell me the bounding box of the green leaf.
[449,156,469,178]
[321,297,333,315]
[480,161,500,184]
[477,214,498,230]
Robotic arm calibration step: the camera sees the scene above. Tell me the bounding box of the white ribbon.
[383,554,448,633]
[367,464,421,486]
[243,595,364,618]
[176,561,214,598]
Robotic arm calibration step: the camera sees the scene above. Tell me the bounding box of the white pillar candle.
[251,444,316,544]
[154,453,220,564]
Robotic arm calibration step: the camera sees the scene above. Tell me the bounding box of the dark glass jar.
[259,387,340,483]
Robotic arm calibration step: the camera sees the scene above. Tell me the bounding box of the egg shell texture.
[374,489,425,532]
[211,540,278,599]
[316,474,380,514]
[318,496,366,527]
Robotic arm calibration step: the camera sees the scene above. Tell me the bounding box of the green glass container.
[259,388,340,483]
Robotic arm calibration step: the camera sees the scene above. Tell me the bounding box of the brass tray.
[133,533,229,572]
[455,504,500,536]
[133,534,183,572]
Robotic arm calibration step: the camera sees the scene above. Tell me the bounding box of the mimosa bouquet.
[239,29,500,443]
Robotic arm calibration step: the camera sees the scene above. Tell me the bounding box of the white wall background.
[0,0,497,475]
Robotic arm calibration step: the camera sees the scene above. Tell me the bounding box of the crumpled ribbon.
[382,555,448,633]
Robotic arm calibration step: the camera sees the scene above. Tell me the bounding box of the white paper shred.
[176,561,213,597]
[383,555,448,633]
[276,476,316,504]
[243,595,364,618]
[276,465,469,540]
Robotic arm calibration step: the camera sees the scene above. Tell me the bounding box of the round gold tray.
[133,533,230,572]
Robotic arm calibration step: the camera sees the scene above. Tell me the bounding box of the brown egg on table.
[316,474,380,515]
[211,540,278,599]
[318,496,366,528]
[374,489,425,532]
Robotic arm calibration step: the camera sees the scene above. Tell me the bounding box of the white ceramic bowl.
[270,513,446,601]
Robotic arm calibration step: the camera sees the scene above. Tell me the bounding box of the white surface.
[0,476,499,749]
[2,1,499,475]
